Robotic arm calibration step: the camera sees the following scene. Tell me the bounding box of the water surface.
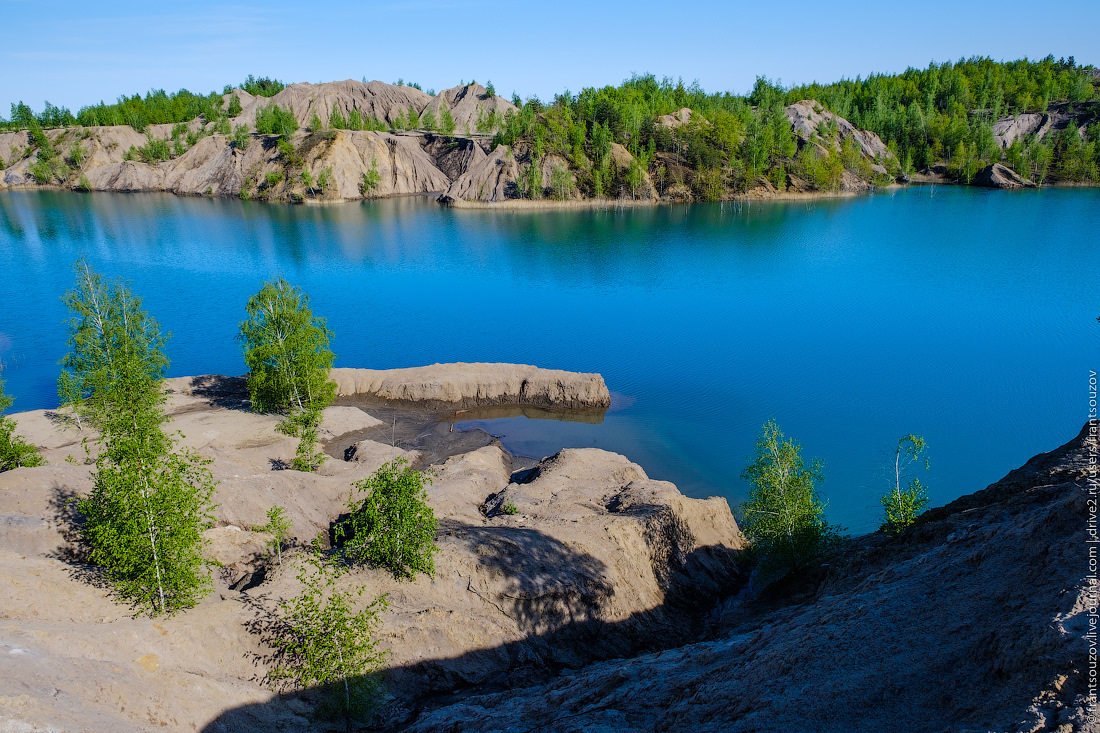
[1,187,1096,532]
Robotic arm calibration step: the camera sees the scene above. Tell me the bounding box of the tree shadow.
[45,483,110,590]
[439,519,613,636]
[184,375,252,411]
[204,523,743,732]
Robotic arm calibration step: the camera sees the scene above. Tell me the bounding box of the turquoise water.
[1,188,1096,532]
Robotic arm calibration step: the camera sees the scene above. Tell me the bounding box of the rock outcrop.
[785,99,895,178]
[330,362,612,411]
[0,366,738,732]
[972,162,1036,189]
[992,101,1100,150]
[394,422,1097,732]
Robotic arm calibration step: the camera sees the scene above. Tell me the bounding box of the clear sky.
[2,0,1097,114]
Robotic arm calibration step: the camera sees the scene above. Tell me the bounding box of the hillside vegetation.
[1,57,1097,203]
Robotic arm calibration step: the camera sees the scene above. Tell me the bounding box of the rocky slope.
[993,101,1100,150]
[0,87,893,205]
[390,422,1096,732]
[0,366,741,732]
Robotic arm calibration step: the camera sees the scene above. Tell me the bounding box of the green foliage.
[549,163,574,200]
[213,117,231,136]
[255,103,299,137]
[226,92,243,118]
[136,133,170,163]
[288,411,326,473]
[58,261,169,421]
[61,262,215,616]
[501,500,518,515]
[361,157,381,196]
[421,108,437,132]
[329,108,348,130]
[317,166,334,195]
[519,159,543,199]
[73,89,223,132]
[739,420,844,580]
[28,156,54,184]
[238,75,286,98]
[268,553,387,724]
[231,124,251,149]
[237,278,336,419]
[786,56,1099,176]
[68,141,86,167]
[485,80,496,97]
[74,175,92,192]
[880,435,930,535]
[276,137,302,168]
[0,370,45,471]
[309,111,324,132]
[301,168,314,193]
[257,505,293,565]
[338,458,438,580]
[439,106,456,136]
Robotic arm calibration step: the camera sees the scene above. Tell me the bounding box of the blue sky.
[2,0,1097,113]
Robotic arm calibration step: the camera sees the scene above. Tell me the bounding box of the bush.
[137,134,170,163]
[226,92,243,117]
[0,372,45,471]
[256,103,299,137]
[739,420,845,581]
[338,458,438,580]
[268,553,387,725]
[231,124,250,149]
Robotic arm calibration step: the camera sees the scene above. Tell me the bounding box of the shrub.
[268,553,387,725]
[361,157,381,196]
[338,458,438,580]
[739,420,845,581]
[231,124,250,149]
[0,371,45,471]
[137,134,170,163]
[255,103,299,137]
[226,92,243,117]
[28,156,53,183]
[257,505,292,566]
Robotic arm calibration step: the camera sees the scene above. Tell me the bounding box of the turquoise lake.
[1,187,1096,533]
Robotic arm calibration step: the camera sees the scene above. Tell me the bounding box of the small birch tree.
[338,458,438,580]
[880,434,930,535]
[60,261,216,616]
[269,552,388,729]
[237,279,336,471]
[739,419,844,579]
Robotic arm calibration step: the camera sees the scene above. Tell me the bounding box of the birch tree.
[739,419,844,579]
[237,279,336,471]
[60,261,215,616]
